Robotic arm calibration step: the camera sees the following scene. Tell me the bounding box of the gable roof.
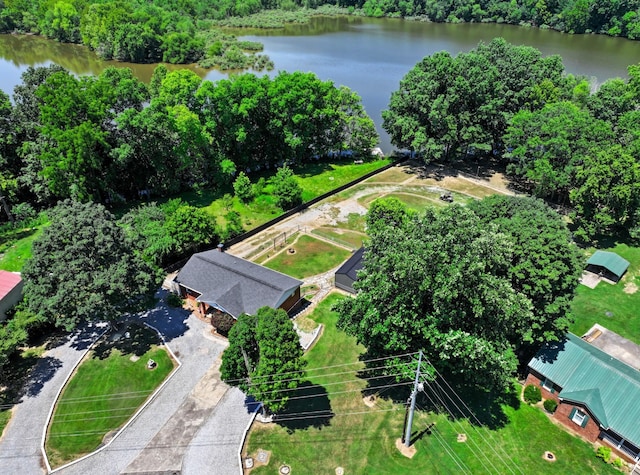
[0,271,21,300]
[175,250,302,318]
[586,251,630,279]
[335,247,365,281]
[529,333,640,446]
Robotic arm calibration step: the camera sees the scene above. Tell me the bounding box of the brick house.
[174,248,302,327]
[526,333,640,462]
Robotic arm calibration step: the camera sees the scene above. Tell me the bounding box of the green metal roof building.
[528,333,640,461]
[586,251,630,282]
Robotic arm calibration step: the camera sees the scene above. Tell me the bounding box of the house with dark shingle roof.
[174,249,302,325]
[526,332,640,462]
[335,247,364,294]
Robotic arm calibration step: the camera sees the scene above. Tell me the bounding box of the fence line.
[164,161,395,272]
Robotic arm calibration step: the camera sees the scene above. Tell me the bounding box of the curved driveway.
[0,291,256,475]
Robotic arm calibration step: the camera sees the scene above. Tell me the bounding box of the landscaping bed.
[45,323,176,468]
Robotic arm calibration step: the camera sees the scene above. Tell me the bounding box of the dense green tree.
[271,165,302,210]
[365,196,413,237]
[164,202,219,256]
[383,38,568,162]
[570,145,640,240]
[22,200,159,330]
[119,202,175,266]
[335,203,533,391]
[233,171,254,203]
[469,195,582,348]
[504,101,614,201]
[221,306,306,415]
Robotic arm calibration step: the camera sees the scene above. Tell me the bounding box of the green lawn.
[570,243,640,344]
[245,293,617,475]
[45,324,175,467]
[262,235,351,279]
[311,227,365,249]
[0,225,44,271]
[296,159,391,202]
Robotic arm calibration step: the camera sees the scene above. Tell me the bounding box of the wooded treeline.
[0,64,377,209]
[355,0,640,39]
[0,0,275,69]
[3,0,640,66]
[383,38,640,241]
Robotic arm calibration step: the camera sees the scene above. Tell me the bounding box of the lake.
[2,17,640,152]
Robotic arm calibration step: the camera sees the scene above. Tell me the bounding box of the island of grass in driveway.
[262,235,351,279]
[244,293,618,475]
[45,324,176,468]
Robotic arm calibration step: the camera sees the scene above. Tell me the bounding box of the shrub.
[166,293,184,308]
[233,172,254,203]
[211,312,236,336]
[523,384,542,404]
[596,445,612,462]
[612,457,624,468]
[543,398,558,413]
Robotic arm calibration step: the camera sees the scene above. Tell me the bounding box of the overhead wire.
[419,379,497,474]
[429,365,524,475]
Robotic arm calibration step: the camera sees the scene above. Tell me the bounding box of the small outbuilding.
[335,247,364,294]
[0,271,23,322]
[586,251,630,283]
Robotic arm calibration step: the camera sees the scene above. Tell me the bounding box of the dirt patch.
[580,271,600,289]
[624,282,638,294]
[363,395,376,407]
[395,438,417,458]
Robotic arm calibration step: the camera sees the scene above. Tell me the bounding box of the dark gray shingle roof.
[175,250,302,318]
[335,247,365,281]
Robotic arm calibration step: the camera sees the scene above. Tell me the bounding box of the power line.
[429,365,524,475]
[420,380,497,474]
[222,351,419,385]
[415,401,471,475]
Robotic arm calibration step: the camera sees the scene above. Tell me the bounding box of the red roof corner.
[0,270,22,300]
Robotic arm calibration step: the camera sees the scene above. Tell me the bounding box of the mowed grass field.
[262,234,351,279]
[45,325,175,467]
[244,294,617,475]
[571,243,640,344]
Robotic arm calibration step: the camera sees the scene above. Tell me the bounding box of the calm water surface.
[2,18,640,152]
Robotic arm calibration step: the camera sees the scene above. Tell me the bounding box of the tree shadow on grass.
[92,323,160,360]
[358,358,519,431]
[273,381,333,433]
[418,376,520,430]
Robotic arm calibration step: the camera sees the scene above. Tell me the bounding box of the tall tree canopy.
[335,196,581,391]
[22,200,159,330]
[382,38,568,162]
[221,306,306,414]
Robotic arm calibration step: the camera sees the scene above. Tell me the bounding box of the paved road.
[0,322,106,474]
[0,291,255,475]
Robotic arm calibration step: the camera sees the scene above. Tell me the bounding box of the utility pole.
[403,350,423,447]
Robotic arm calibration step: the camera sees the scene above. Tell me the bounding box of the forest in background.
[2,0,640,70]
